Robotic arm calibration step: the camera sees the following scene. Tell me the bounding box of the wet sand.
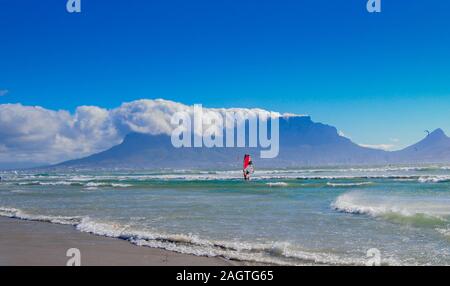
[0,217,239,266]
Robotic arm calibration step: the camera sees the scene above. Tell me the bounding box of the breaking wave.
[17,181,80,186]
[332,192,450,226]
[418,176,450,183]
[14,181,133,188]
[0,206,369,266]
[85,182,132,188]
[0,207,81,225]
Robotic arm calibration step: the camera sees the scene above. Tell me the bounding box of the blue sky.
[1,0,450,150]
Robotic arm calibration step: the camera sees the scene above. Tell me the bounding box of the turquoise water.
[1,166,450,265]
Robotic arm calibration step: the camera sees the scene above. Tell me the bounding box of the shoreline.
[0,217,241,266]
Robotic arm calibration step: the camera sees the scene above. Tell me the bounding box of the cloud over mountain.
[0,99,282,164]
[358,143,396,151]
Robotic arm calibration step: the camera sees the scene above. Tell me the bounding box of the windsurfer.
[243,154,254,181]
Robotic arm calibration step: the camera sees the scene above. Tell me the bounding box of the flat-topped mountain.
[56,116,450,169]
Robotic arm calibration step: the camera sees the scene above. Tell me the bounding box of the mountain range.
[55,116,450,169]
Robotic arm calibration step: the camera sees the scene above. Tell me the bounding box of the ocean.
[1,166,450,265]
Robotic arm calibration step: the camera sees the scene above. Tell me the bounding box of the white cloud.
[358,143,396,151]
[338,130,351,139]
[0,103,119,164]
[0,99,286,165]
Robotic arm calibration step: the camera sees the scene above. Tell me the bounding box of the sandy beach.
[0,217,238,266]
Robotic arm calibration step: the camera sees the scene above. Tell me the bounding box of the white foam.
[17,181,76,186]
[436,228,450,237]
[0,207,81,225]
[84,182,104,187]
[266,182,289,187]
[418,176,450,183]
[67,175,96,182]
[84,182,132,188]
[111,183,132,187]
[326,182,372,187]
[15,181,133,188]
[332,192,450,221]
[9,166,450,183]
[72,216,390,265]
[0,208,367,266]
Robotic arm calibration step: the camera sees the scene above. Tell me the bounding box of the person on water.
[243,154,254,181]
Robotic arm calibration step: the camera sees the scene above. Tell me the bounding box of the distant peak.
[428,128,447,138]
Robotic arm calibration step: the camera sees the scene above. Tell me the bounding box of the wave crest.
[266,182,289,187]
[0,207,81,225]
[326,182,372,187]
[418,176,450,183]
[332,192,450,225]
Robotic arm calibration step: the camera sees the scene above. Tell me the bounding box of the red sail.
[243,154,251,169]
